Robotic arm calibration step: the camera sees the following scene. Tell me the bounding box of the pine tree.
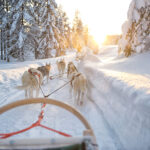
[55,5,71,56]
[0,0,72,61]
[6,0,40,61]
[0,0,13,62]
[25,0,42,59]
[83,25,89,46]
[72,10,84,52]
[62,11,72,49]
[38,0,58,58]
[0,0,5,60]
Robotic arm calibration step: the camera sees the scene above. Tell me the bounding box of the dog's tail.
[16,85,29,90]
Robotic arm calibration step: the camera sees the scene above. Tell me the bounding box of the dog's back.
[37,66,47,77]
[71,72,87,105]
[16,68,43,98]
[37,66,48,77]
[72,73,87,93]
[67,62,87,105]
[37,64,51,82]
[16,71,31,90]
[67,62,78,79]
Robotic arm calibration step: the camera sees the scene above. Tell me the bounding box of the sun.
[90,28,107,46]
[92,32,106,46]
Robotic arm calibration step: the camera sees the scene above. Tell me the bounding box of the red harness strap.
[0,103,71,139]
[28,68,41,79]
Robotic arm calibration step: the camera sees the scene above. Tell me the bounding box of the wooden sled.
[0,98,98,150]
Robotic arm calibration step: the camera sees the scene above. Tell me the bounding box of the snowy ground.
[0,46,150,150]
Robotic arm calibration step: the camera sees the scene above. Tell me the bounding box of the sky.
[56,0,132,45]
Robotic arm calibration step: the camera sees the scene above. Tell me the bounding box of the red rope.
[39,124,71,137]
[0,120,40,139]
[0,103,71,139]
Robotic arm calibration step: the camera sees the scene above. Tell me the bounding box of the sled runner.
[0,98,98,150]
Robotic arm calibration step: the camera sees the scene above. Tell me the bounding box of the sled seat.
[0,136,93,150]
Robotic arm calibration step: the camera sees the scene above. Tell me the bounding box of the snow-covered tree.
[83,25,89,46]
[61,10,72,49]
[72,10,85,52]
[38,0,58,58]
[0,0,5,60]
[0,0,13,61]
[25,0,42,59]
[0,0,72,61]
[8,0,37,60]
[55,5,71,56]
[119,0,150,57]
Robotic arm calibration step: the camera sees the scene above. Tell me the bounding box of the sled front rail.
[0,98,98,150]
[0,137,92,150]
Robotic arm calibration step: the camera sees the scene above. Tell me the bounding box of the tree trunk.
[20,4,24,61]
[4,31,6,60]
[6,0,9,62]
[0,29,3,60]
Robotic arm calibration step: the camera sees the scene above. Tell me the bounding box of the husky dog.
[16,68,43,98]
[57,59,66,76]
[67,62,87,105]
[37,63,51,83]
[67,62,78,80]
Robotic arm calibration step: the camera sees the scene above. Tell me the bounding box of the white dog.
[16,68,43,98]
[67,62,87,105]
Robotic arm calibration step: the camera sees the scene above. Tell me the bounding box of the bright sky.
[56,0,132,45]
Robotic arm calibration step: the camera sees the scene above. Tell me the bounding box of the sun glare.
[56,0,131,47]
[90,29,107,46]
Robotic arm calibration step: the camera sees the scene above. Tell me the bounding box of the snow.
[135,0,146,9]
[0,46,150,150]
[10,13,19,35]
[18,31,24,48]
[119,0,150,54]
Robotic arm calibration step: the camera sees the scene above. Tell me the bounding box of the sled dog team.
[16,59,87,106]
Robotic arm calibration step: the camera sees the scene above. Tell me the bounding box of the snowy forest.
[0,0,150,61]
[0,0,99,62]
[118,0,150,57]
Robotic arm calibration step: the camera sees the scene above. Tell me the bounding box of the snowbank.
[79,48,150,150]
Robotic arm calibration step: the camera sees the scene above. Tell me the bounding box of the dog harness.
[28,69,41,79]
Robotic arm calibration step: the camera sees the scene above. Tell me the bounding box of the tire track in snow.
[87,95,125,150]
[81,64,125,150]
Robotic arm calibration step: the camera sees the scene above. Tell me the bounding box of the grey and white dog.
[37,63,51,83]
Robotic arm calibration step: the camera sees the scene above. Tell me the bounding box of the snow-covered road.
[0,46,150,150]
